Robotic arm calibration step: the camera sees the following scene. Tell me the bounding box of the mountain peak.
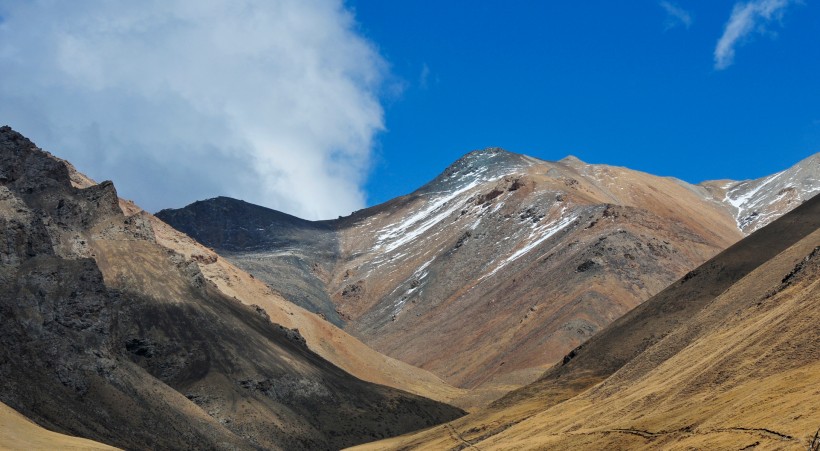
[463,146,512,156]
[419,147,532,195]
[559,155,585,165]
[447,147,522,172]
[0,125,33,146]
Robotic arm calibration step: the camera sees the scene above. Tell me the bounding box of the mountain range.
[1,124,818,450]
[353,184,820,450]
[158,147,819,407]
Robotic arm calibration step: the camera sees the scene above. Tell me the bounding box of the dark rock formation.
[158,196,344,325]
[0,126,464,450]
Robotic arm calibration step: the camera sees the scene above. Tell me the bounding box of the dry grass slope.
[351,194,820,450]
[0,401,118,451]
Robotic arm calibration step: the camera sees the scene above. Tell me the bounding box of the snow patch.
[724,171,783,211]
[723,162,819,233]
[481,210,578,280]
[373,167,517,253]
[385,256,437,316]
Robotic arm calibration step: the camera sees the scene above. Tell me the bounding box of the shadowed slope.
[157,197,344,325]
[0,126,464,450]
[146,208,467,407]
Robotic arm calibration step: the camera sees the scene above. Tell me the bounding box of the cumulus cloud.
[0,0,387,219]
[660,1,693,30]
[714,0,796,70]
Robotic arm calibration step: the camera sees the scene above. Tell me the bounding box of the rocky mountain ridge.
[703,152,820,233]
[157,146,819,401]
[0,126,463,450]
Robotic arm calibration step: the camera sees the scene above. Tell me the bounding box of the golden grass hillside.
[0,401,118,451]
[351,194,820,450]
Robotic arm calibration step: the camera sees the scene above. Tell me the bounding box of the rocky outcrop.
[0,126,464,450]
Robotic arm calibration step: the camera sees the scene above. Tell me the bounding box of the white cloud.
[0,0,387,219]
[714,0,796,70]
[660,1,693,30]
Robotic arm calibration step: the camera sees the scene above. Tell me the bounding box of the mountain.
[702,152,820,234]
[351,188,820,450]
[157,148,818,405]
[140,201,467,407]
[0,126,463,450]
[156,198,345,325]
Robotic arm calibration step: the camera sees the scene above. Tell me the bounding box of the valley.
[2,125,818,450]
[0,127,463,450]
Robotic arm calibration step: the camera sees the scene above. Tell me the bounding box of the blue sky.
[0,1,817,218]
[351,0,820,205]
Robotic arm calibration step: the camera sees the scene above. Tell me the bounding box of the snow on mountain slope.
[160,148,818,404]
[353,179,820,451]
[369,149,534,255]
[329,151,742,391]
[703,152,819,234]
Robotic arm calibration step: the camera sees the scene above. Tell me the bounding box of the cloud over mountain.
[714,0,796,70]
[0,0,387,219]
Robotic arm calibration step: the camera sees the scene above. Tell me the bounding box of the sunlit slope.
[352,193,820,450]
[331,151,742,389]
[159,149,818,407]
[0,401,118,451]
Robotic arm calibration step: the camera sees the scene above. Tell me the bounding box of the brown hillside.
[0,126,464,450]
[0,400,118,451]
[351,192,820,450]
[160,149,765,403]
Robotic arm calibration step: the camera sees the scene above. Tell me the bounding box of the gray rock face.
[0,126,464,450]
[157,196,344,325]
[717,153,820,233]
